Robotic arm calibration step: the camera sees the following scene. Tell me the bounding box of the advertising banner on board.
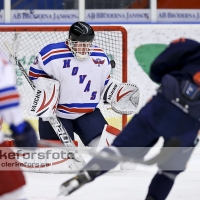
[0,9,199,23]
[0,9,200,23]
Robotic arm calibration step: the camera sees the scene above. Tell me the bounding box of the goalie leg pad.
[88,136,101,150]
[98,125,137,170]
[97,124,120,149]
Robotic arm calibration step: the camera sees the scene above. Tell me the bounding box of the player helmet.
[67,21,95,60]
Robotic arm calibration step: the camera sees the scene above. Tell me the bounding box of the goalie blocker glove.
[11,121,38,149]
[102,78,140,114]
[28,77,60,118]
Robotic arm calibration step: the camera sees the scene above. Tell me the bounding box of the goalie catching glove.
[102,78,139,114]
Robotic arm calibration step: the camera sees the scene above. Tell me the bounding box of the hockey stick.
[57,139,180,197]
[91,138,180,165]
[34,138,180,166]
[4,42,85,165]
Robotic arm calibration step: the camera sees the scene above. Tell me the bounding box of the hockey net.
[0,26,127,135]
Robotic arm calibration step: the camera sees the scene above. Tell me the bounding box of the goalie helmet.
[67,21,95,60]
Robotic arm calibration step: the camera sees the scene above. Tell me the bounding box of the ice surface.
[19,145,200,200]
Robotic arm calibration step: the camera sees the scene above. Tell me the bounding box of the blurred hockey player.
[0,52,38,200]
[59,38,200,200]
[28,21,139,148]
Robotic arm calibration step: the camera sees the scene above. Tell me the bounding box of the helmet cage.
[68,39,94,60]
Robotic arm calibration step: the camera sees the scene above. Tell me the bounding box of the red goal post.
[0,25,127,132]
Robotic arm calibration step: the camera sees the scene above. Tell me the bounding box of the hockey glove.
[102,78,139,115]
[11,121,38,149]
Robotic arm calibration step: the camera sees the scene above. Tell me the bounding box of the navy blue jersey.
[150,38,200,84]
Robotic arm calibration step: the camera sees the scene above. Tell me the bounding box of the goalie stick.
[4,42,85,166]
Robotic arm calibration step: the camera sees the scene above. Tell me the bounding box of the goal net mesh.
[0,26,127,133]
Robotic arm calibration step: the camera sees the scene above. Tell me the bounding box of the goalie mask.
[67,21,95,61]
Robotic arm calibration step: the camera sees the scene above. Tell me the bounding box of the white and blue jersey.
[0,53,24,143]
[29,42,111,119]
